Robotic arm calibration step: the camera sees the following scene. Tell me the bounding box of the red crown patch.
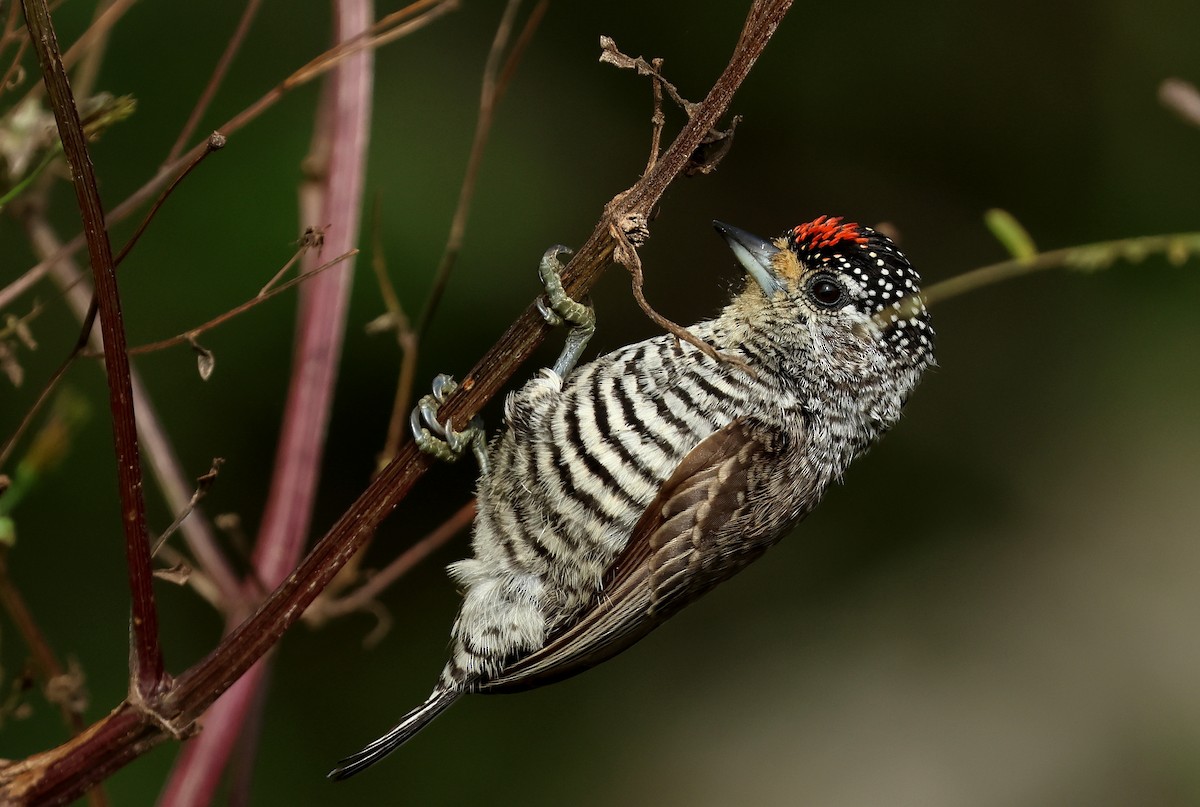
[791,215,867,252]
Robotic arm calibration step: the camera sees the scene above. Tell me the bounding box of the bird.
[329,216,935,779]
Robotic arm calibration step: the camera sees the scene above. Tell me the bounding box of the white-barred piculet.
[330,217,934,779]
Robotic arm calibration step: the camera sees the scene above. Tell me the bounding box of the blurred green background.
[2,0,1200,804]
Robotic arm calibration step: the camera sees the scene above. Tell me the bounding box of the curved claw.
[444,415,484,455]
[416,396,448,438]
[409,406,428,444]
[430,372,458,403]
[544,244,574,265]
[409,375,490,472]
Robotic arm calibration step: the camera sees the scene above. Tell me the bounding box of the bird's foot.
[410,373,489,472]
[536,245,596,379]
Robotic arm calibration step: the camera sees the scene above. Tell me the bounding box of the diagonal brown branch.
[0,2,792,802]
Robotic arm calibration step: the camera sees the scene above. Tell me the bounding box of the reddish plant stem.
[19,0,164,698]
[0,2,791,802]
[251,1,373,590]
[154,657,267,807]
[157,1,374,803]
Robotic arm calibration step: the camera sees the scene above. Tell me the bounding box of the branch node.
[134,700,193,742]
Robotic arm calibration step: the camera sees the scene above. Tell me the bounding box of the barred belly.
[441,329,761,686]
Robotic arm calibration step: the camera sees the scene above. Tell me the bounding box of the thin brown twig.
[354,0,458,59]
[599,36,696,116]
[0,551,110,807]
[112,249,358,358]
[256,231,317,297]
[232,0,455,129]
[0,0,457,314]
[116,133,229,268]
[13,0,135,109]
[151,459,224,556]
[166,0,263,164]
[368,195,419,469]
[2,133,227,471]
[414,0,536,339]
[2,0,20,43]
[494,0,547,103]
[643,56,665,176]
[2,0,18,39]
[21,0,164,698]
[18,210,245,613]
[69,0,123,102]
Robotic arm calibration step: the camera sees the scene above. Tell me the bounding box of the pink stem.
[156,1,374,803]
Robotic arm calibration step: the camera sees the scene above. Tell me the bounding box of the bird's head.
[714,216,935,424]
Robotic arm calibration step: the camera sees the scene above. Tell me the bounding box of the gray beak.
[713,221,784,295]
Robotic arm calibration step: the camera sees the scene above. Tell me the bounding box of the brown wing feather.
[481,418,775,693]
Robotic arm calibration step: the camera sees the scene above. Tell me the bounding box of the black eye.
[807,274,845,308]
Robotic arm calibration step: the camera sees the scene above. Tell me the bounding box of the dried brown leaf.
[685,114,740,176]
[153,563,192,587]
[189,335,215,380]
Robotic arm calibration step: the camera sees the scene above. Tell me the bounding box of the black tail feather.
[328,689,461,780]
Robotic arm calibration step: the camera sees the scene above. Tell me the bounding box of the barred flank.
[443,321,785,683]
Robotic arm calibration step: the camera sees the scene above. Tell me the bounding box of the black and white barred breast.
[441,319,807,689]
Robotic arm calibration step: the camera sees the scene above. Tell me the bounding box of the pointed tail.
[328,689,462,780]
